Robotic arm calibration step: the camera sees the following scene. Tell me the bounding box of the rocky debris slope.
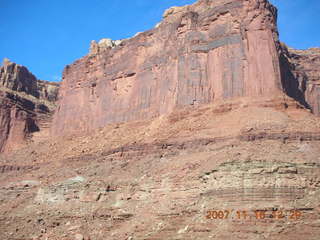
[53,0,299,136]
[0,59,59,152]
[0,104,320,239]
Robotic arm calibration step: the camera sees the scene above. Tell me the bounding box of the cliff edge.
[52,0,289,136]
[0,59,59,152]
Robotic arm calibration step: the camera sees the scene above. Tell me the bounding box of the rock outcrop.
[0,59,59,152]
[0,58,59,102]
[89,39,123,55]
[280,46,320,115]
[1,1,320,239]
[53,0,298,136]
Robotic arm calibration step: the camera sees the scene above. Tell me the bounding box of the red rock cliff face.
[0,59,59,152]
[280,46,320,115]
[52,0,297,136]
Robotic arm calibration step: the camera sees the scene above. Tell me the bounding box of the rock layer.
[52,0,293,136]
[1,105,320,239]
[0,0,319,238]
[0,59,59,152]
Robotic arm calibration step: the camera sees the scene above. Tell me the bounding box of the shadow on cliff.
[26,118,40,133]
[279,50,311,110]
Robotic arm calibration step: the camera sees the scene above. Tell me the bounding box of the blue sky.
[0,0,319,82]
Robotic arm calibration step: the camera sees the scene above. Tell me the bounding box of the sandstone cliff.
[1,0,320,239]
[53,0,295,136]
[280,46,320,115]
[0,59,59,152]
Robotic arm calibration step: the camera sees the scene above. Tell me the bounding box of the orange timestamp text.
[206,209,302,220]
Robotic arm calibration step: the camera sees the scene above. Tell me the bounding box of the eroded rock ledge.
[0,59,60,152]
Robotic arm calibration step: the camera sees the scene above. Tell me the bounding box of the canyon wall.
[0,59,59,152]
[280,46,320,115]
[52,0,291,136]
[52,0,320,137]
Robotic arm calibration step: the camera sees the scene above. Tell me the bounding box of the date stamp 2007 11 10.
[206,209,302,220]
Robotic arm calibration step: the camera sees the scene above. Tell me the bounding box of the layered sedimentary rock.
[280,46,320,115]
[53,0,295,136]
[0,59,59,152]
[1,1,320,239]
[1,105,320,239]
[0,58,59,102]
